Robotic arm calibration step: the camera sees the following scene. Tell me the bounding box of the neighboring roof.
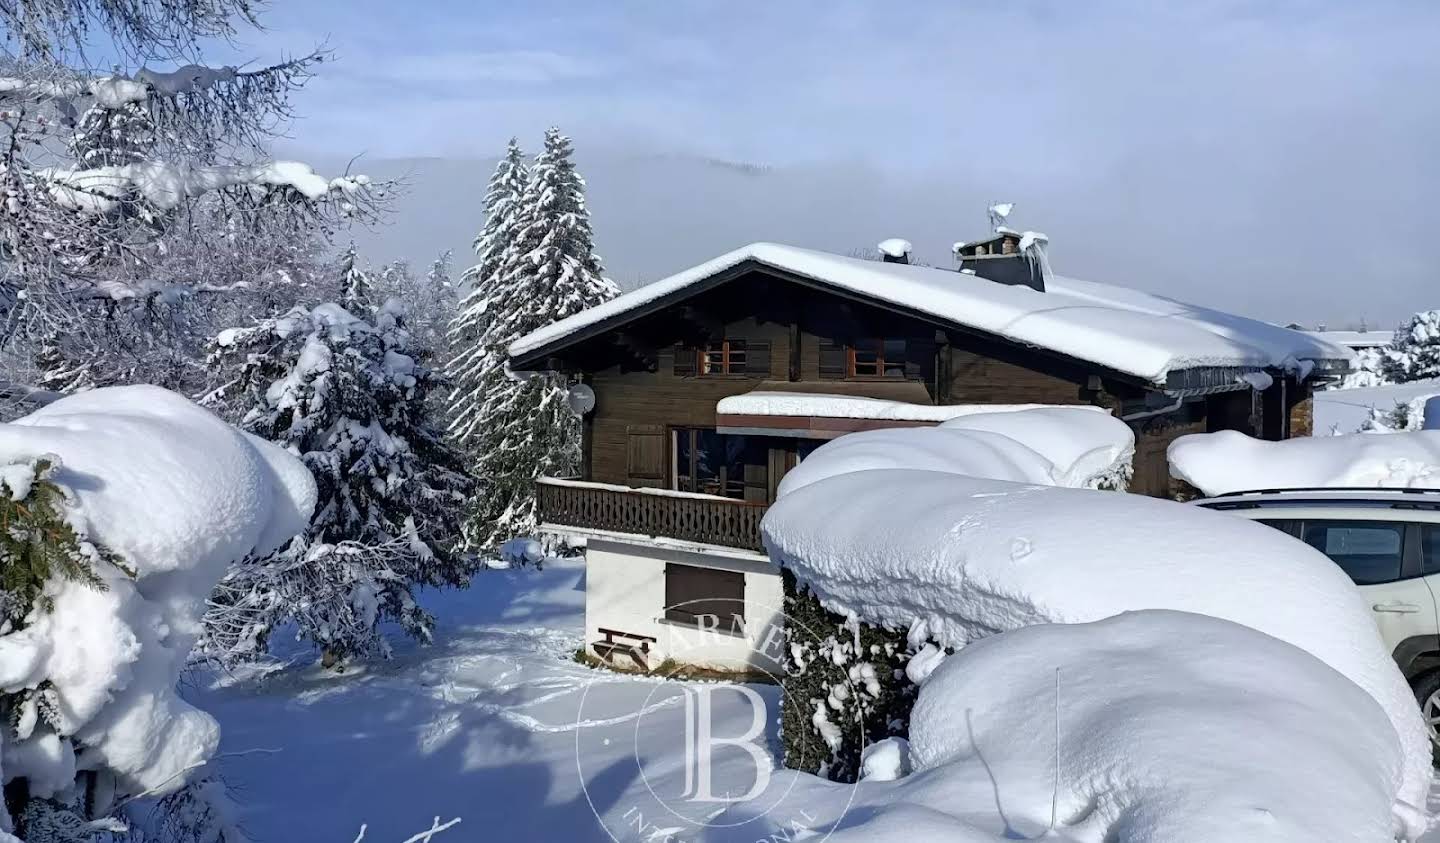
[1307,330,1391,350]
[509,242,1353,387]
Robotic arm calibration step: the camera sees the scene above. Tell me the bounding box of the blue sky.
[197,1,1440,324]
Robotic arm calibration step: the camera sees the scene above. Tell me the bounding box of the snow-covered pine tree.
[1381,309,1440,384]
[203,282,475,664]
[338,242,375,314]
[456,129,618,555]
[446,139,528,450]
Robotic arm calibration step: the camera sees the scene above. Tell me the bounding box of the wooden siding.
[546,267,1285,503]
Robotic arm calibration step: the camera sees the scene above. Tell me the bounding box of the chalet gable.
[509,242,1352,394]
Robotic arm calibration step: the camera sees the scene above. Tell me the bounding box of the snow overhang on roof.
[509,242,1354,388]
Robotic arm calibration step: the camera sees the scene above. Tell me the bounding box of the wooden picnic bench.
[593,627,657,672]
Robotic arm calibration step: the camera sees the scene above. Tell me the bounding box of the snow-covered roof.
[716,391,1106,423]
[1307,330,1391,350]
[509,242,1352,386]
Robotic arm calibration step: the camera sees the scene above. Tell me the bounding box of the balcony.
[537,477,767,553]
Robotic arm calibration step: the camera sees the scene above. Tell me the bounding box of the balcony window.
[674,428,768,501]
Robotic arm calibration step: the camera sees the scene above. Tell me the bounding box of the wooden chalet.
[508,237,1352,671]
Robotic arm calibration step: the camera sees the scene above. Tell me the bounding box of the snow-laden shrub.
[778,570,917,782]
[773,407,1133,781]
[203,295,474,665]
[728,611,1414,842]
[1361,393,1440,433]
[1382,310,1440,384]
[0,386,314,841]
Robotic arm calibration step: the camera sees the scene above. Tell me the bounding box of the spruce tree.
[446,139,528,449]
[204,272,475,663]
[1381,309,1440,383]
[459,128,618,555]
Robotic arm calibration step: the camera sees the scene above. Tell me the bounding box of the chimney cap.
[877,238,912,263]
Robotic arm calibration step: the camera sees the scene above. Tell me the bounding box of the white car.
[1196,488,1440,747]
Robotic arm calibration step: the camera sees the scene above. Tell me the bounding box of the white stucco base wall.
[583,536,785,673]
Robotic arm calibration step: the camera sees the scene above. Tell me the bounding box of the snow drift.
[761,412,1432,837]
[1169,428,1440,494]
[777,406,1134,496]
[722,612,1407,842]
[0,386,315,805]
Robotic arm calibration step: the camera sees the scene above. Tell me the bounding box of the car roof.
[1194,487,1440,514]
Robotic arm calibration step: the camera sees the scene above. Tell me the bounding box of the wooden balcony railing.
[537,477,767,553]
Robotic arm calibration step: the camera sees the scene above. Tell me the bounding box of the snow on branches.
[203,290,474,664]
[1382,309,1440,384]
[446,129,616,555]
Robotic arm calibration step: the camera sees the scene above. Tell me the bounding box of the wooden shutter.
[672,345,696,378]
[625,424,666,486]
[819,340,846,379]
[905,338,936,381]
[664,564,745,631]
[746,340,772,378]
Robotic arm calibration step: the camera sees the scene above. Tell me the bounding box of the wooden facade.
[520,264,1316,542]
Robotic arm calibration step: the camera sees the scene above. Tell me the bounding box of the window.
[699,339,747,375]
[664,564,745,633]
[674,428,768,500]
[1301,521,1406,585]
[848,338,908,378]
[1423,525,1440,576]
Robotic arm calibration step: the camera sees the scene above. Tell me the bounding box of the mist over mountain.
[329,149,1431,329]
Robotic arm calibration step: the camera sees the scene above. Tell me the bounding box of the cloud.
[246,0,1438,326]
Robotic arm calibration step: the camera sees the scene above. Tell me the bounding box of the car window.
[1424,525,1440,576]
[1254,519,1294,535]
[1301,521,1406,585]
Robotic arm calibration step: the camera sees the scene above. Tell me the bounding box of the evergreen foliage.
[0,459,117,625]
[1381,309,1440,384]
[779,570,920,783]
[446,138,528,450]
[447,129,617,555]
[203,283,475,663]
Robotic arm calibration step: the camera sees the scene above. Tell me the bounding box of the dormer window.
[700,339,747,375]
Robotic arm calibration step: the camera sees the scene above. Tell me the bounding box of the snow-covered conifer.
[1381,309,1440,383]
[453,129,617,554]
[446,139,528,449]
[203,282,475,663]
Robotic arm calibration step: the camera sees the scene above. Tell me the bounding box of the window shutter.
[672,345,696,378]
[626,424,666,486]
[905,338,936,381]
[664,564,746,630]
[819,341,846,379]
[746,340,772,377]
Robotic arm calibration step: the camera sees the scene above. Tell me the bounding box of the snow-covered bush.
[203,294,475,664]
[763,410,1431,834]
[1169,428,1440,492]
[774,407,1135,782]
[1382,310,1440,384]
[1336,345,1389,389]
[727,611,1413,842]
[445,129,617,554]
[0,386,314,841]
[1360,393,1440,433]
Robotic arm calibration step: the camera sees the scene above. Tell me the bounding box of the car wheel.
[1413,671,1440,761]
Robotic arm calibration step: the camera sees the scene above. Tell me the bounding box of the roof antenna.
[988,201,1015,233]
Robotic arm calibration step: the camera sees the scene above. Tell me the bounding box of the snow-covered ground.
[189,554,1440,842]
[1316,379,1440,434]
[194,558,788,841]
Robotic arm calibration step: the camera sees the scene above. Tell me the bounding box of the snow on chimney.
[878,238,912,264]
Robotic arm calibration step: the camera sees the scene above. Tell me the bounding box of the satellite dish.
[988,201,1015,232]
[566,383,596,416]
